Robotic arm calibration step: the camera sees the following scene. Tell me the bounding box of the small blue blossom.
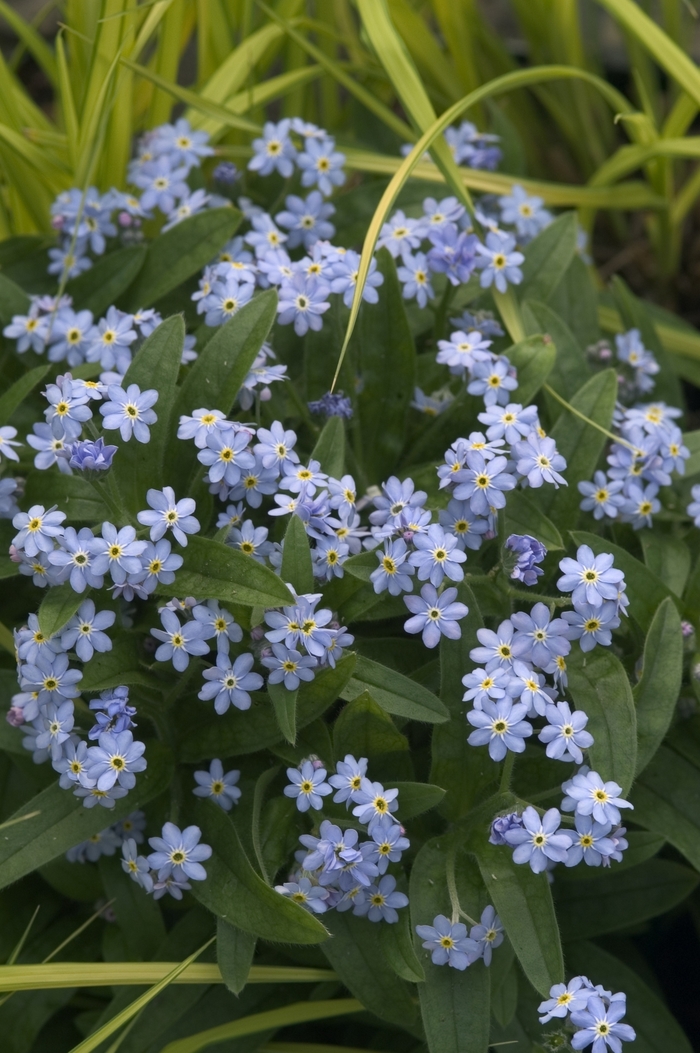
[470,619,516,671]
[151,608,210,671]
[85,729,147,791]
[162,189,210,231]
[133,156,189,212]
[121,838,153,893]
[505,534,547,586]
[147,822,212,882]
[378,211,424,257]
[416,915,480,970]
[427,224,479,285]
[507,661,552,717]
[177,408,228,448]
[565,813,617,868]
[88,686,136,740]
[34,700,75,761]
[85,308,138,372]
[513,432,567,488]
[404,583,469,648]
[329,249,384,307]
[46,526,102,591]
[539,701,594,764]
[503,806,571,873]
[467,697,532,761]
[276,191,335,248]
[284,760,332,812]
[213,161,239,185]
[74,784,129,809]
[409,524,466,587]
[44,377,93,440]
[475,231,524,292]
[134,539,183,594]
[570,994,636,1051]
[329,754,368,804]
[137,487,200,545]
[197,426,255,487]
[562,601,620,652]
[93,523,147,585]
[254,421,299,475]
[199,652,263,713]
[313,536,350,581]
[262,643,317,690]
[470,905,504,966]
[453,451,516,516]
[557,545,625,609]
[439,499,490,552]
[489,812,524,845]
[462,666,513,708]
[19,651,82,708]
[538,978,593,1023]
[297,136,346,195]
[100,384,158,443]
[422,195,465,227]
[275,877,329,913]
[201,275,254,327]
[26,423,71,473]
[353,875,408,923]
[499,185,552,238]
[277,272,330,335]
[248,120,297,177]
[371,821,410,874]
[12,503,66,557]
[228,520,273,563]
[53,739,94,789]
[561,769,633,826]
[467,357,519,407]
[192,600,243,655]
[620,480,660,529]
[307,391,353,419]
[511,602,571,670]
[3,310,49,352]
[479,402,539,443]
[61,600,115,662]
[397,251,435,307]
[48,245,92,279]
[687,483,700,526]
[370,538,415,595]
[153,118,214,168]
[351,779,399,832]
[578,471,625,520]
[193,758,241,810]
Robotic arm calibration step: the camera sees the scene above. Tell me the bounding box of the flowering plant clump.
[0,107,698,1053]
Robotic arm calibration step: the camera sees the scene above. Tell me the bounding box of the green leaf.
[280,514,313,595]
[311,415,345,478]
[431,583,495,819]
[554,859,699,941]
[683,429,700,477]
[319,910,419,1032]
[566,648,637,795]
[522,299,590,401]
[217,918,256,996]
[0,364,48,425]
[504,489,564,551]
[641,534,690,598]
[65,245,147,317]
[570,530,676,633]
[518,212,578,304]
[190,805,328,945]
[565,941,693,1053]
[503,334,556,405]
[340,654,449,724]
[98,855,166,961]
[267,680,297,745]
[379,907,425,983]
[78,635,152,692]
[333,691,409,757]
[634,598,683,775]
[548,255,600,349]
[160,535,293,609]
[471,833,564,997]
[394,781,445,820]
[123,207,242,310]
[634,744,700,870]
[353,247,416,484]
[489,942,518,1030]
[0,272,29,324]
[178,655,357,762]
[541,370,618,525]
[410,837,490,1053]
[0,741,173,890]
[24,470,108,522]
[36,584,85,638]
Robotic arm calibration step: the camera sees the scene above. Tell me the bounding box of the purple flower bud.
[682,620,694,638]
[118,211,133,227]
[505,533,547,586]
[489,812,524,845]
[6,706,25,727]
[9,544,22,563]
[308,391,353,420]
[250,624,265,642]
[213,161,240,185]
[67,437,118,472]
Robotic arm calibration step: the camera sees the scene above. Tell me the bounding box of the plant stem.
[445,840,478,927]
[499,752,515,793]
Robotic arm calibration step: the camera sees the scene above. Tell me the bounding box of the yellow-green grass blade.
[594,0,700,110]
[120,56,260,134]
[598,305,700,361]
[662,91,697,138]
[195,65,325,142]
[159,999,364,1053]
[188,22,284,111]
[385,0,461,102]
[0,811,40,832]
[342,147,664,210]
[0,963,336,992]
[75,45,125,187]
[67,939,216,1053]
[56,33,80,171]
[146,0,186,128]
[589,137,700,188]
[357,0,473,212]
[0,0,57,86]
[329,62,641,392]
[0,122,69,181]
[671,164,700,227]
[255,0,414,141]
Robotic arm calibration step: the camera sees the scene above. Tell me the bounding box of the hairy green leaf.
[518,212,578,304]
[280,514,314,595]
[159,535,293,609]
[504,334,556,405]
[65,245,147,317]
[341,654,449,723]
[634,598,683,775]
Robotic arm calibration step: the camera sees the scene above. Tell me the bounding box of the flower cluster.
[120,821,212,900]
[277,754,409,923]
[538,975,636,1051]
[66,809,146,862]
[416,906,504,971]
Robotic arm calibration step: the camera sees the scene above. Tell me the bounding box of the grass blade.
[0,962,335,992]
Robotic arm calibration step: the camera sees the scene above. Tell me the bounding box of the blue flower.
[505,534,547,586]
[284,760,332,812]
[93,523,147,584]
[121,838,153,892]
[498,185,552,238]
[329,754,368,804]
[404,583,469,648]
[378,211,424,257]
[193,758,241,810]
[565,813,617,868]
[147,821,212,881]
[151,608,210,671]
[248,120,297,177]
[511,602,571,671]
[276,191,335,248]
[53,739,94,789]
[201,274,254,327]
[86,729,147,791]
[470,905,504,966]
[578,471,625,520]
[163,189,210,231]
[177,408,229,448]
[371,821,410,873]
[85,308,138,372]
[300,820,363,873]
[453,451,516,516]
[479,402,539,444]
[100,383,158,443]
[409,525,466,587]
[134,539,183,594]
[73,784,129,809]
[3,310,49,352]
[26,423,71,473]
[467,697,532,761]
[370,475,427,528]
[277,272,330,336]
[538,977,593,1023]
[307,391,353,419]
[153,118,214,168]
[687,483,700,526]
[470,619,516,671]
[329,249,384,307]
[422,195,465,228]
[450,309,504,338]
[427,225,479,285]
[557,545,625,609]
[370,538,415,595]
[66,827,122,862]
[275,877,329,913]
[137,487,200,545]
[192,600,242,655]
[467,357,519,407]
[539,701,594,764]
[561,769,633,826]
[462,666,513,708]
[133,156,189,212]
[351,779,399,832]
[43,376,93,440]
[228,520,273,563]
[513,432,567,488]
[353,875,408,923]
[61,600,115,662]
[67,437,117,472]
[262,643,317,690]
[20,651,82,707]
[489,812,524,845]
[152,874,192,900]
[504,806,572,873]
[0,425,20,464]
[213,161,239,184]
[620,480,660,530]
[570,994,636,1051]
[48,245,92,279]
[254,421,299,475]
[397,251,435,307]
[439,499,490,552]
[199,652,263,713]
[47,526,104,592]
[562,601,620,652]
[34,700,75,761]
[297,136,346,195]
[416,915,480,970]
[475,231,524,292]
[88,686,137,740]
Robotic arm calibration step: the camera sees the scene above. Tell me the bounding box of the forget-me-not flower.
[416,915,480,970]
[284,760,332,812]
[198,652,263,713]
[100,384,158,443]
[539,701,594,764]
[137,487,200,545]
[503,806,572,873]
[147,822,212,882]
[193,758,241,810]
[151,608,209,671]
[61,600,115,662]
[403,584,469,648]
